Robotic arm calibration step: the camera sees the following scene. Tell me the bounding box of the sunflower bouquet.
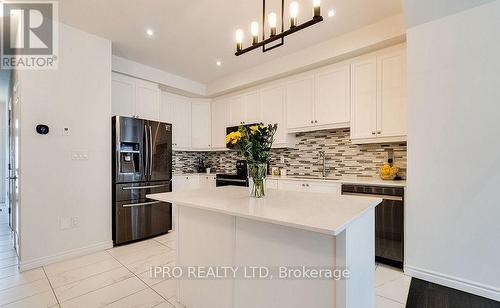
[225,123,278,197]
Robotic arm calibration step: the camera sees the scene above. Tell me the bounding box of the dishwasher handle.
[342,192,403,202]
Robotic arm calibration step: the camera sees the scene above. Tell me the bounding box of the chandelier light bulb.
[250,21,259,44]
[268,12,277,36]
[313,0,321,17]
[235,29,244,52]
[290,1,299,28]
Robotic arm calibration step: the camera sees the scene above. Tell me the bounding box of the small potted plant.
[226,123,278,198]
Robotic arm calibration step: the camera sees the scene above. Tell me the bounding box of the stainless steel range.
[216,160,248,187]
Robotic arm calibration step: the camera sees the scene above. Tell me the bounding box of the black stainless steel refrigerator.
[112,116,173,245]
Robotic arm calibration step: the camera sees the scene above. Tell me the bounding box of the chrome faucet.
[319,151,327,177]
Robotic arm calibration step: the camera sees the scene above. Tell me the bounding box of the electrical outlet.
[280,156,285,164]
[219,157,223,163]
[71,217,79,228]
[60,217,71,230]
[71,151,89,160]
[62,127,71,136]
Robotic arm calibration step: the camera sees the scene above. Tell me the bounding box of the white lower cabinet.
[173,174,216,192]
[277,179,341,195]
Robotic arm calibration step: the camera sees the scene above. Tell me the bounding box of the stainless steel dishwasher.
[341,184,404,268]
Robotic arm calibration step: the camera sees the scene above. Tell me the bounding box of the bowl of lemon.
[379,161,399,180]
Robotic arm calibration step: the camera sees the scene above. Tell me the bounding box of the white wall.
[17,23,112,270]
[406,0,500,301]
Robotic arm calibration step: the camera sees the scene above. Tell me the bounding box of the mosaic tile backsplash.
[173,128,407,179]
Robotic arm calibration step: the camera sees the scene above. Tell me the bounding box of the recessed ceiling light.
[146,29,154,36]
[328,9,335,18]
[216,61,222,66]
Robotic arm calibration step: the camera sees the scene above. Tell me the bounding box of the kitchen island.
[148,186,381,308]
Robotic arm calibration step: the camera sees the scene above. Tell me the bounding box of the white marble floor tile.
[110,244,171,267]
[0,278,53,306]
[136,261,175,287]
[47,257,123,288]
[125,250,176,274]
[103,288,165,308]
[153,301,176,308]
[60,276,147,308]
[106,240,159,259]
[376,275,412,304]
[151,279,176,300]
[375,264,404,287]
[53,267,134,303]
[376,295,405,308]
[2,290,58,308]
[166,298,185,308]
[0,267,46,292]
[44,251,111,276]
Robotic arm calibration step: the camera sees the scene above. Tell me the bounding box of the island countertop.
[148,186,381,236]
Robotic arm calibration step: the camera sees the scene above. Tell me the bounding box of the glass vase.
[248,163,267,198]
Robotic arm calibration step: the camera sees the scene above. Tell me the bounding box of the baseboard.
[19,240,113,272]
[405,264,500,302]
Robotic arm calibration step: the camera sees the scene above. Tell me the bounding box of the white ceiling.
[59,0,402,84]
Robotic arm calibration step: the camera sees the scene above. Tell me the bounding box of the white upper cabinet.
[169,94,191,150]
[350,58,378,140]
[377,49,407,139]
[112,72,135,118]
[286,74,315,130]
[112,72,160,120]
[135,79,160,121]
[315,63,350,127]
[211,99,228,150]
[350,44,407,144]
[242,91,260,124]
[191,99,211,150]
[260,83,295,148]
[285,63,351,132]
[228,96,244,126]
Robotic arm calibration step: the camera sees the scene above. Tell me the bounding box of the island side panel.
[335,207,375,308]
[233,217,336,308]
[176,205,235,308]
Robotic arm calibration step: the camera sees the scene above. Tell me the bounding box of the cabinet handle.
[371,131,376,135]
[315,120,318,124]
[377,131,381,134]
[310,120,313,124]
[306,184,310,187]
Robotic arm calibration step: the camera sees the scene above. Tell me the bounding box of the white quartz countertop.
[267,175,406,187]
[148,186,381,236]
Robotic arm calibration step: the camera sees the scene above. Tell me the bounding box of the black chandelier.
[235,0,323,56]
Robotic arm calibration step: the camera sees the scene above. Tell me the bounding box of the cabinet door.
[186,176,200,190]
[350,58,377,140]
[315,64,350,126]
[308,182,341,195]
[191,100,211,149]
[242,91,260,124]
[260,84,286,144]
[135,79,160,121]
[278,180,307,192]
[171,95,191,149]
[211,99,228,149]
[159,91,173,123]
[229,96,244,126]
[112,73,135,117]
[377,50,407,138]
[286,75,314,129]
[172,176,187,192]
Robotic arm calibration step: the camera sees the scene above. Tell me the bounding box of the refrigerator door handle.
[149,125,153,176]
[144,124,149,177]
[122,200,162,208]
[122,184,170,190]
